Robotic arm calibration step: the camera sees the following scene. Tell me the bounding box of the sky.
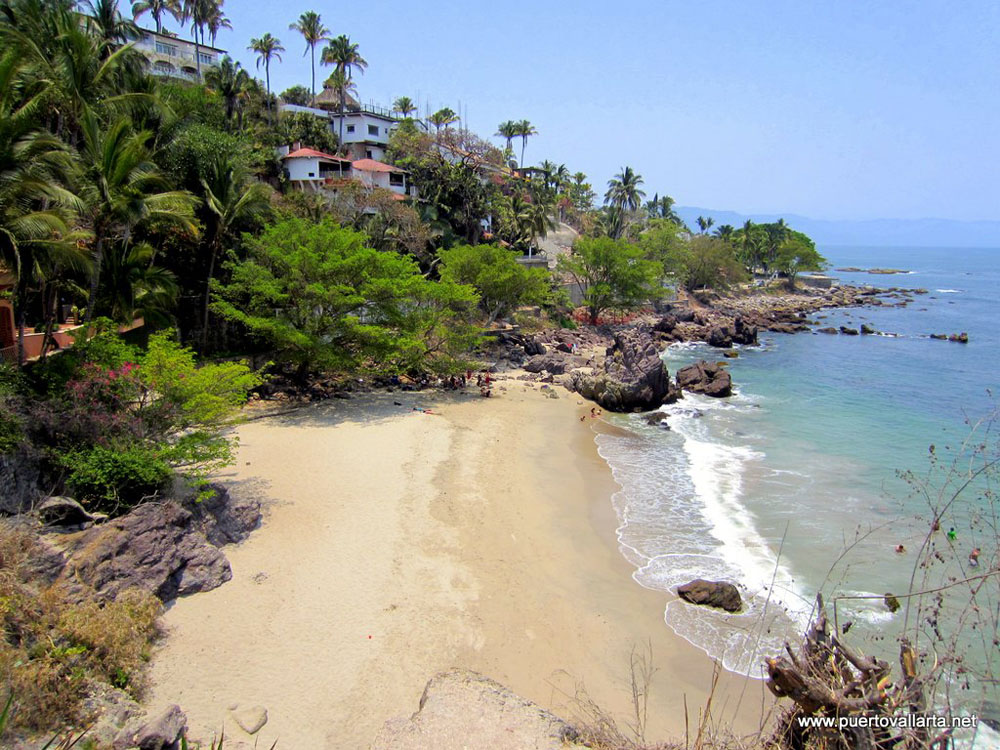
[159,0,999,222]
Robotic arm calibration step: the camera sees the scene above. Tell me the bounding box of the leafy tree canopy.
[438,244,550,323]
[212,218,480,375]
[557,236,663,324]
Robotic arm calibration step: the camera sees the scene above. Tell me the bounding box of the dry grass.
[0,523,161,737]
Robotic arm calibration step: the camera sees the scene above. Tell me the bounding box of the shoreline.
[145,379,772,748]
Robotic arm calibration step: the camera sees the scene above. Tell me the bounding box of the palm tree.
[76,111,197,323]
[513,119,537,168]
[131,0,180,33]
[181,0,207,80]
[249,33,284,125]
[288,11,329,106]
[204,56,251,129]
[82,0,139,50]
[101,241,178,326]
[696,215,715,233]
[428,107,458,137]
[393,96,416,118]
[323,69,356,152]
[0,52,87,364]
[605,167,645,212]
[495,120,517,153]
[199,151,270,350]
[203,0,230,46]
[321,35,368,147]
[714,224,735,243]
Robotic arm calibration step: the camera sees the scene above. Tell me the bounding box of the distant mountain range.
[674,207,1000,248]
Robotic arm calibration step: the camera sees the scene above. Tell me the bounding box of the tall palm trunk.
[339,92,345,152]
[84,235,105,324]
[193,24,202,80]
[520,138,526,168]
[309,44,316,105]
[201,238,219,352]
[14,284,27,367]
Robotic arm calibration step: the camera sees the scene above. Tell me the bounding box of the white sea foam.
[935,288,963,294]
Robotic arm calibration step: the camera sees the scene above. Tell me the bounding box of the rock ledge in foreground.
[373,669,587,750]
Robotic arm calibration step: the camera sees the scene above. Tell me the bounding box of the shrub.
[62,445,172,512]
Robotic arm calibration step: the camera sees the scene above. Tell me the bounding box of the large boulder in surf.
[706,316,757,348]
[568,326,680,412]
[676,579,743,612]
[675,360,732,398]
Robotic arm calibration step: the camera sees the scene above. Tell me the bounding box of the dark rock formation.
[523,337,546,356]
[675,360,733,398]
[0,446,41,516]
[677,579,742,612]
[523,353,583,375]
[568,327,679,412]
[816,327,839,334]
[707,316,758,348]
[36,496,94,527]
[185,483,261,547]
[949,332,969,343]
[860,324,877,335]
[839,326,859,335]
[53,502,232,603]
[113,704,187,750]
[642,411,669,428]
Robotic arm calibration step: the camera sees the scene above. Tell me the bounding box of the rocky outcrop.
[677,579,743,612]
[675,360,733,398]
[36,496,95,527]
[522,353,586,375]
[113,704,187,750]
[568,327,680,412]
[0,446,41,516]
[839,326,859,335]
[49,486,260,603]
[707,316,758,348]
[373,670,587,750]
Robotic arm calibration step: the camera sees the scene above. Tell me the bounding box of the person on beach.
[485,372,491,386]
[947,527,957,541]
[476,374,483,387]
[895,544,906,554]
[969,548,981,567]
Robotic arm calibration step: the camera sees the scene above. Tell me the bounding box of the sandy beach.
[146,378,772,749]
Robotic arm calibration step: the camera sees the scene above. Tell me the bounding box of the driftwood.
[766,595,940,750]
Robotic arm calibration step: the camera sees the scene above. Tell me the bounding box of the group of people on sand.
[894,524,984,569]
[441,369,492,397]
[579,407,603,422]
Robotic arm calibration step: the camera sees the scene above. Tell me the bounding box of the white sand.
[146,380,771,749]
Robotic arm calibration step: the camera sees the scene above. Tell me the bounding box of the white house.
[350,159,415,199]
[329,105,399,162]
[280,147,354,191]
[134,28,225,80]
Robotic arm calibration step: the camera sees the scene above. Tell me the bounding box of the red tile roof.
[283,148,352,162]
[351,158,405,173]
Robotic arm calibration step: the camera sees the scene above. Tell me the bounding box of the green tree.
[682,234,746,292]
[280,84,312,106]
[393,96,416,117]
[76,111,197,323]
[0,52,88,364]
[131,0,181,33]
[197,151,271,350]
[213,218,479,375]
[604,166,645,239]
[774,230,825,289]
[513,119,537,168]
[438,244,549,323]
[322,34,368,147]
[277,110,338,155]
[557,236,662,324]
[696,215,714,233]
[323,68,357,150]
[204,56,251,129]
[249,33,284,125]
[428,107,459,137]
[288,11,329,106]
[495,120,518,153]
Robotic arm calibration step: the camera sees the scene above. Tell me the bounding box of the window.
[198,52,213,65]
[346,125,355,133]
[389,174,404,186]
[307,172,315,177]
[155,42,177,56]
[368,124,379,136]
[365,150,373,159]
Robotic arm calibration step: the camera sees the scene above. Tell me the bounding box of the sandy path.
[147,380,770,749]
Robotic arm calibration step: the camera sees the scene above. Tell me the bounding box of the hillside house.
[134,28,225,80]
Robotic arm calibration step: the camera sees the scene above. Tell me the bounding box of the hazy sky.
[167,0,999,221]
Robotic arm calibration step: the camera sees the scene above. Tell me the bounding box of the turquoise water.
[596,246,999,731]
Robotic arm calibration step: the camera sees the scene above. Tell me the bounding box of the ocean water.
[596,246,1000,728]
